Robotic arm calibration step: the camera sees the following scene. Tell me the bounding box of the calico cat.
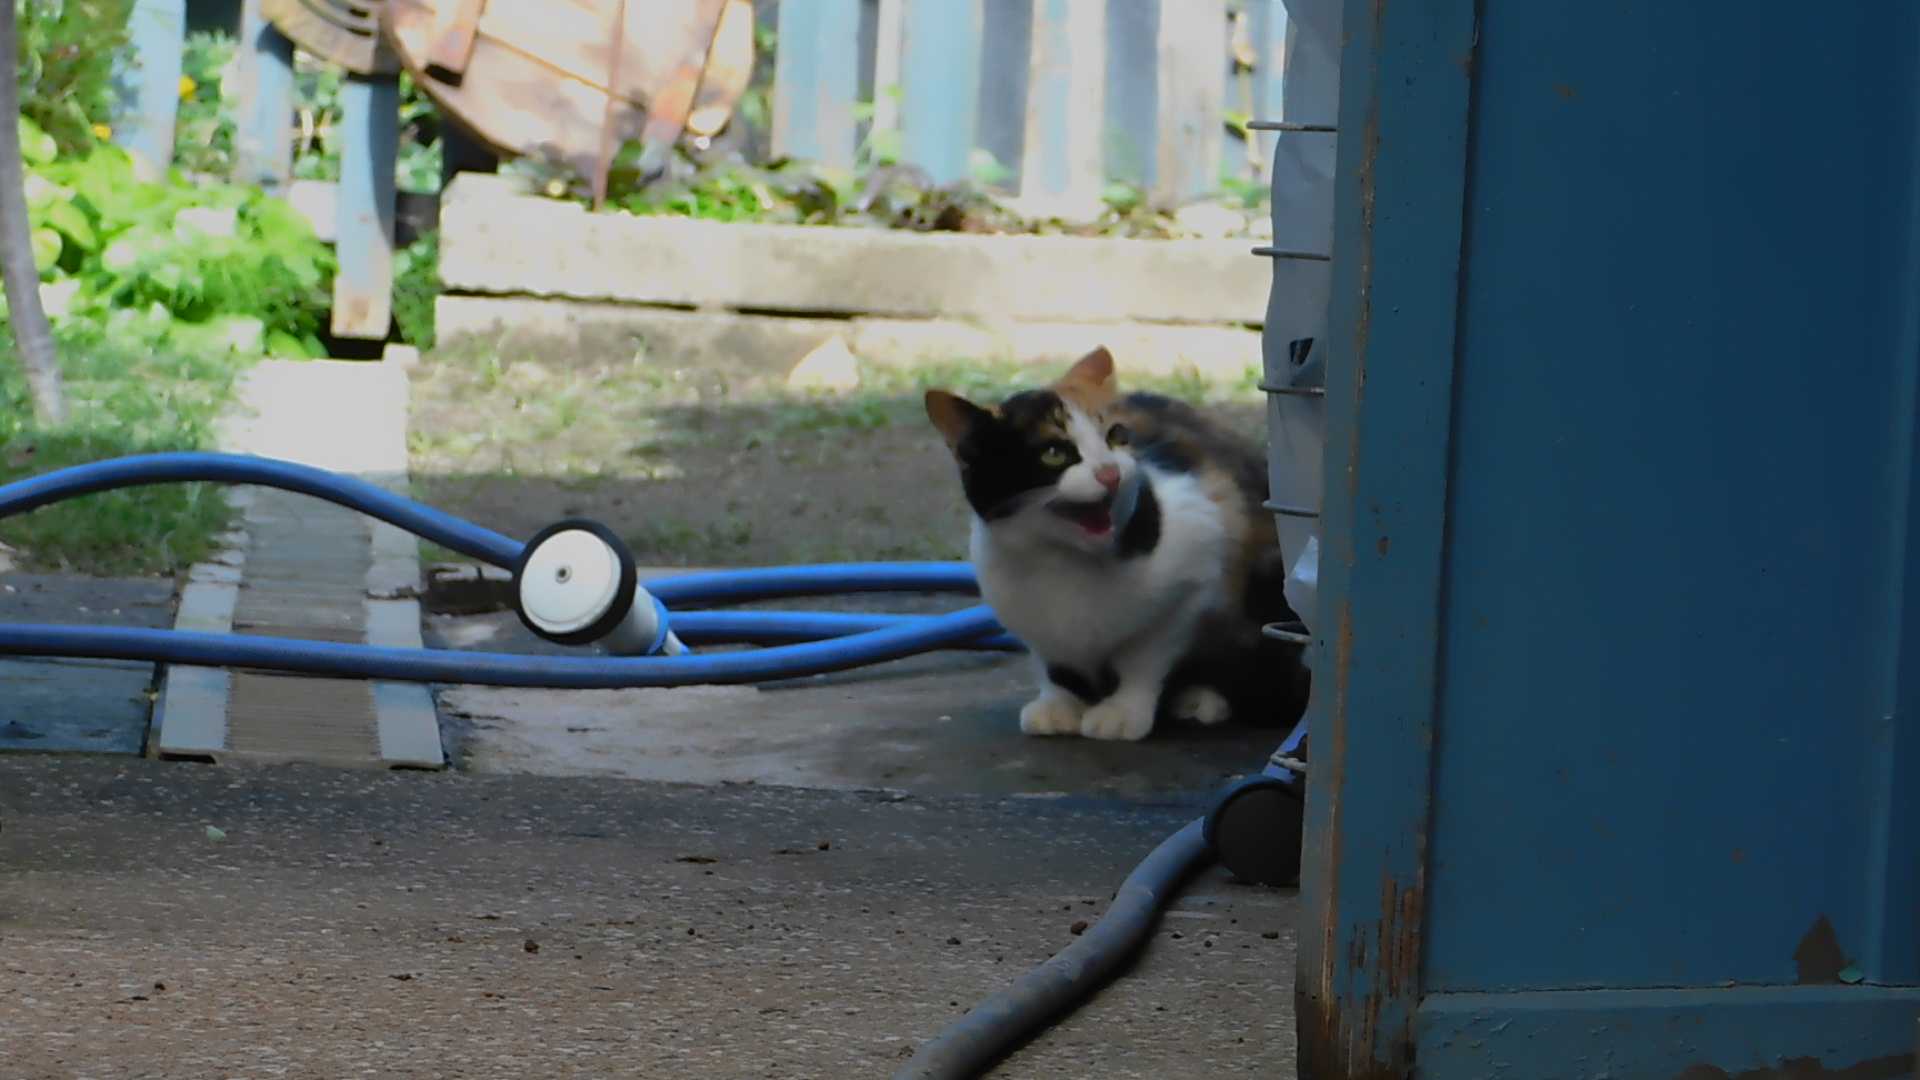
[925,347,1310,742]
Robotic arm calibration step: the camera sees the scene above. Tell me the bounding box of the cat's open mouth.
[1049,496,1114,536]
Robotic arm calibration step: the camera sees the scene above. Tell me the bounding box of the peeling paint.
[1794,914,1850,985]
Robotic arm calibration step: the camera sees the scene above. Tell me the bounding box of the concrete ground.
[1,575,1305,1078]
[428,596,1293,801]
[0,756,1300,1079]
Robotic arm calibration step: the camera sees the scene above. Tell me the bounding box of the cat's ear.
[1063,346,1116,390]
[926,389,989,451]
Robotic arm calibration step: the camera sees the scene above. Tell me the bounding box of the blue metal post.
[114,0,186,180]
[231,0,294,193]
[771,0,862,170]
[330,74,399,340]
[899,0,983,185]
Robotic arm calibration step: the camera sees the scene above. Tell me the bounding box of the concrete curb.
[437,173,1311,328]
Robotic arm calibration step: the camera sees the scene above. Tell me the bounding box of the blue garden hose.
[0,452,1014,682]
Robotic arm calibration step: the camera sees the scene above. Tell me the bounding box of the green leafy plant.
[289,55,443,193]
[14,0,133,155]
[171,30,237,177]
[18,134,334,357]
[391,229,438,349]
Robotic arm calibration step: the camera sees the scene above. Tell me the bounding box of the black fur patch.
[1159,612,1311,730]
[951,390,1073,520]
[1121,390,1269,513]
[1046,663,1119,704]
[1115,477,1160,558]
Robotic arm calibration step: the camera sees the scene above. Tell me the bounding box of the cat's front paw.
[1079,698,1156,741]
[1170,686,1232,726]
[1020,694,1084,736]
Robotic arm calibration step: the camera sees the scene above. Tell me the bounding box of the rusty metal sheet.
[381,0,754,186]
[260,0,400,75]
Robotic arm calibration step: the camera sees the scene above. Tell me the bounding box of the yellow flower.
[178,74,196,99]
[91,123,111,140]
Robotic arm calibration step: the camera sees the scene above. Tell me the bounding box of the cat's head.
[924,347,1144,550]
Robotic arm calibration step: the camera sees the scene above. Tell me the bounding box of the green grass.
[1,327,257,576]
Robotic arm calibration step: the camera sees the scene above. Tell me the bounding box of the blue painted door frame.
[1297,2,1920,1077]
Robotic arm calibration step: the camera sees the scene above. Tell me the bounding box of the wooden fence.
[112,0,1293,346]
[771,0,1291,213]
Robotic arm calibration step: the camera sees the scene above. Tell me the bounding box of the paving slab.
[0,755,1301,1079]
[154,361,445,771]
[0,574,173,755]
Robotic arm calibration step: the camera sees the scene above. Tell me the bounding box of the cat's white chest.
[971,471,1229,668]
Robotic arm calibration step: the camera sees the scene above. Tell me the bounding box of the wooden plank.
[115,0,187,181]
[1018,0,1103,218]
[1293,0,1470,1071]
[974,0,1031,189]
[331,73,399,340]
[899,0,983,184]
[771,0,861,168]
[868,0,905,135]
[630,0,728,185]
[426,0,486,78]
[232,0,295,192]
[1101,0,1157,187]
[1152,0,1225,207]
[1247,0,1288,166]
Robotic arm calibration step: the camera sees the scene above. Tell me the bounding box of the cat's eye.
[1039,443,1075,468]
[1106,423,1131,447]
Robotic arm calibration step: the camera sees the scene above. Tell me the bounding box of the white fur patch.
[1170,686,1232,726]
[1019,683,1085,735]
[975,463,1232,742]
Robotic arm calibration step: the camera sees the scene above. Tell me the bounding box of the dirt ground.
[406,329,1267,567]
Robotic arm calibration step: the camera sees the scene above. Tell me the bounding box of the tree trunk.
[0,0,66,426]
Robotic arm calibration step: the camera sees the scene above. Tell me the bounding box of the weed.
[0,326,255,575]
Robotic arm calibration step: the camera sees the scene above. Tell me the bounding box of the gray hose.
[893,818,1213,1079]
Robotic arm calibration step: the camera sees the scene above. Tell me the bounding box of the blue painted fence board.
[1101,0,1156,188]
[771,0,862,170]
[1247,0,1287,165]
[231,0,294,192]
[1018,0,1099,214]
[114,0,187,179]
[899,0,983,185]
[977,0,1032,191]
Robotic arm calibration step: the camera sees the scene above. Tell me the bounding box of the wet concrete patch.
[0,574,174,754]
[429,600,1282,800]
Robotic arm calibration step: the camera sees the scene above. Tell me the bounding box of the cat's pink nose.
[1094,464,1121,492]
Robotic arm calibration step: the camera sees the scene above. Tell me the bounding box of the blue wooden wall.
[1296,0,1920,1076]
